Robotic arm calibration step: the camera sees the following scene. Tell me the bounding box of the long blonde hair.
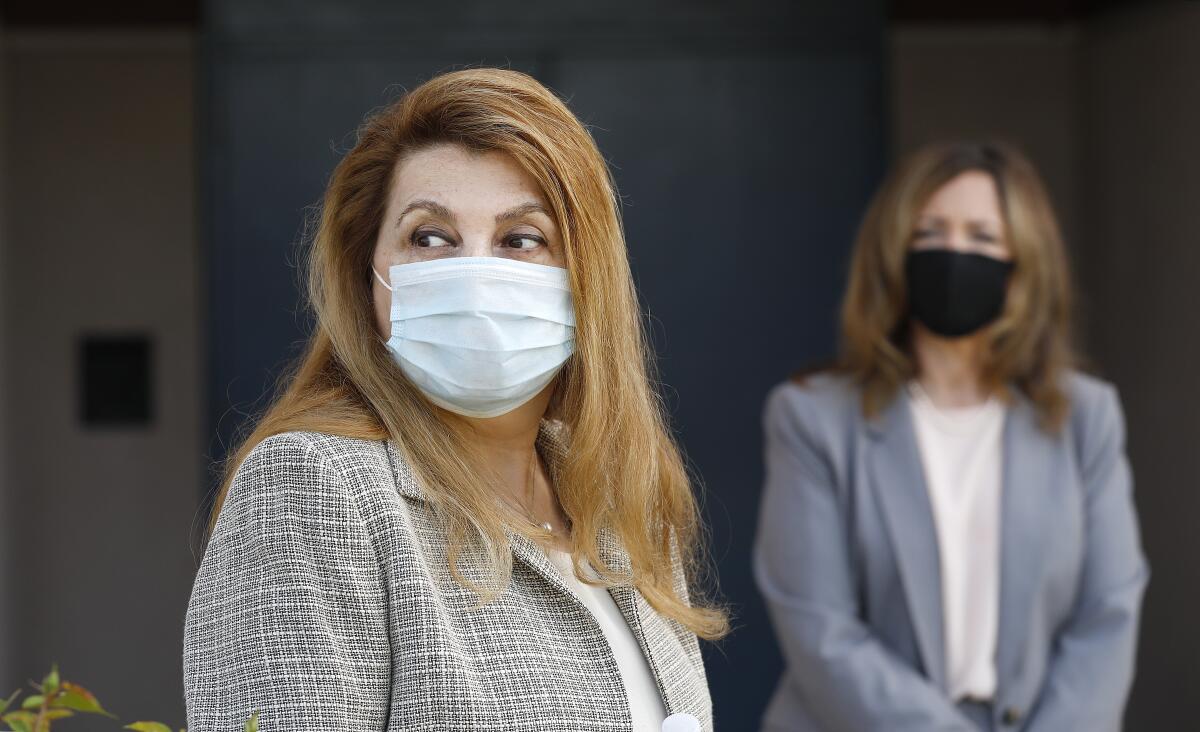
[206,68,728,640]
[839,140,1077,430]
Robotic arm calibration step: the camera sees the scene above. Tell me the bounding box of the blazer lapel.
[507,530,581,598]
[867,389,948,689]
[599,529,703,718]
[389,421,699,715]
[994,390,1054,686]
[541,421,701,717]
[384,438,426,502]
[386,426,581,599]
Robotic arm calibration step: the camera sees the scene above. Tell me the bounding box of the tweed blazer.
[183,420,712,731]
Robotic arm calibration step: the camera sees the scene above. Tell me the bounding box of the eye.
[412,230,453,248]
[504,234,544,250]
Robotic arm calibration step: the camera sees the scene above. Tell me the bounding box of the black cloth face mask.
[905,249,1015,338]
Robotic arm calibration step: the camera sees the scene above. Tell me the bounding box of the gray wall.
[1081,5,1200,727]
[1,31,200,725]
[892,4,1200,726]
[202,0,885,726]
[0,15,9,687]
[891,24,1081,245]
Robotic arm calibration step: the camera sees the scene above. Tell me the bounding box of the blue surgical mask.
[373,256,576,418]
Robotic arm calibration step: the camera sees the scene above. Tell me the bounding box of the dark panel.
[556,51,884,724]
[79,334,154,427]
[0,0,200,27]
[890,0,1159,23]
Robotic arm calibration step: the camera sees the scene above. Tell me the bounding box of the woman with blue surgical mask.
[184,69,726,732]
[754,141,1148,732]
[371,251,575,420]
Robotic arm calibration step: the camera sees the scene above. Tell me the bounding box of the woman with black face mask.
[753,141,1148,732]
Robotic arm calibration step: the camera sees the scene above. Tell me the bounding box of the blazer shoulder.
[240,429,412,509]
[1057,371,1129,480]
[1064,369,1118,404]
[762,372,864,477]
[764,370,860,431]
[1063,370,1123,431]
[245,429,381,475]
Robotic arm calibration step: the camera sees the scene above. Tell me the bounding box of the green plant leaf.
[125,722,174,732]
[19,694,43,710]
[43,709,74,721]
[243,710,260,732]
[49,682,115,718]
[41,665,59,697]
[2,710,36,732]
[0,689,20,716]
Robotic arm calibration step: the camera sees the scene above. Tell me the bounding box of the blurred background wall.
[0,0,1195,729]
[1080,6,1200,721]
[0,17,202,726]
[0,12,8,692]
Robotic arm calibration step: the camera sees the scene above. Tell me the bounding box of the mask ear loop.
[372,267,395,346]
[372,267,394,291]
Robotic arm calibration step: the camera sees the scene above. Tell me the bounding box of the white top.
[546,548,667,731]
[907,381,1006,701]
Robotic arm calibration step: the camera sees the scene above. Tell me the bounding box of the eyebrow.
[394,199,553,229]
[916,214,1002,229]
[495,202,552,224]
[395,199,455,228]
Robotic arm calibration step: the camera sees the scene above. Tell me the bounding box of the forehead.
[920,170,1002,220]
[388,143,547,211]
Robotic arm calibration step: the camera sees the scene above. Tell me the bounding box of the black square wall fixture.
[79,335,154,427]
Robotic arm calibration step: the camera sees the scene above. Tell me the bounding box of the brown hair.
[838,140,1077,430]
[207,68,728,639]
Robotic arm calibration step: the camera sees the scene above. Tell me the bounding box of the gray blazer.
[184,421,711,731]
[753,371,1148,732]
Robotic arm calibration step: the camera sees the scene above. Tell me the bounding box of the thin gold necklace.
[523,448,555,534]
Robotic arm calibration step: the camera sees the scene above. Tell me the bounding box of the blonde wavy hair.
[205,68,729,640]
[839,140,1077,430]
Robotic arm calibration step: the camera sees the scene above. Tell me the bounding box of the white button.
[661,713,702,732]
